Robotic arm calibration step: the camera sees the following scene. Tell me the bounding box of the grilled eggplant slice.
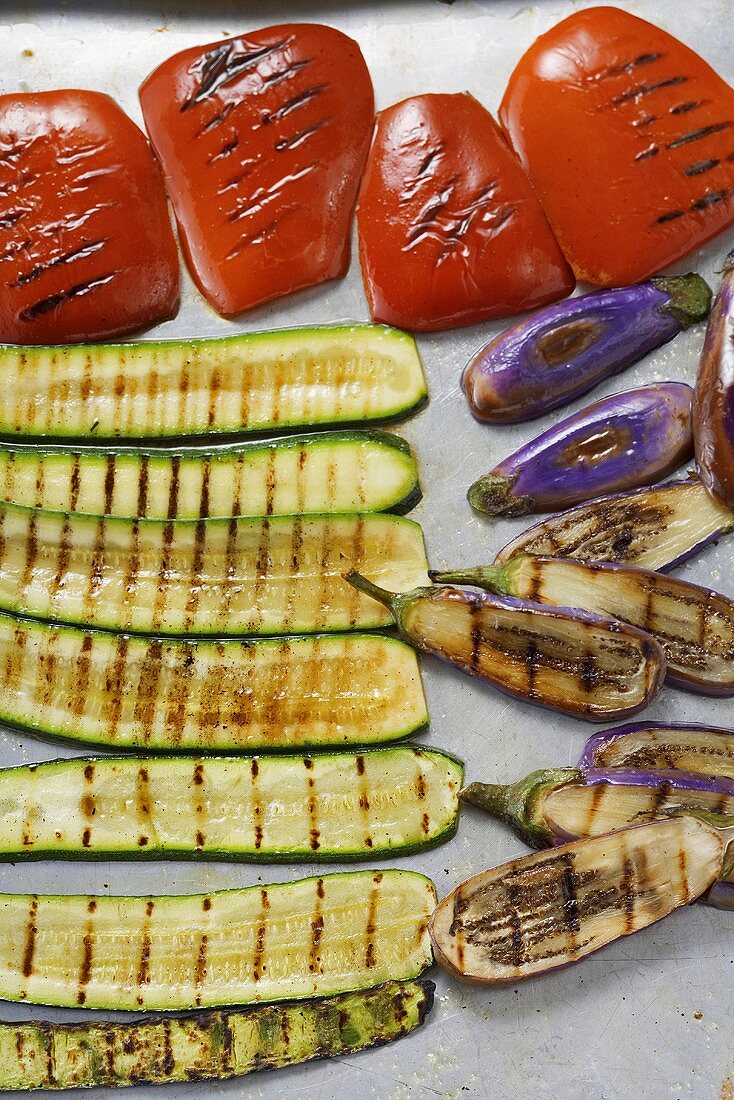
[580,722,734,778]
[431,817,724,985]
[496,478,734,571]
[345,574,665,721]
[0,747,461,861]
[0,431,420,519]
[0,325,427,439]
[0,979,434,1090]
[0,870,436,1010]
[694,251,734,508]
[0,504,428,635]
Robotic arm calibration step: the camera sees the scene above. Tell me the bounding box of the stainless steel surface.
[0,2,732,1096]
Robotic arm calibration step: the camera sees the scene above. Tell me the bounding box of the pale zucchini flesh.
[0,430,421,519]
[0,870,437,1010]
[0,979,435,1091]
[0,325,428,439]
[0,615,427,752]
[0,503,429,635]
[0,748,462,861]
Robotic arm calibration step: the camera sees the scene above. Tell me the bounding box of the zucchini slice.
[0,870,436,1010]
[0,430,421,519]
[0,979,434,1091]
[0,747,461,861]
[0,616,427,752]
[0,504,429,635]
[0,325,427,439]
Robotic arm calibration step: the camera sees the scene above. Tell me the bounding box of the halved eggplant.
[579,722,734,778]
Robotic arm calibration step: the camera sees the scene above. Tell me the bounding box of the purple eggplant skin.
[694,252,734,509]
[461,274,711,424]
[468,383,694,518]
[495,477,734,573]
[578,722,734,777]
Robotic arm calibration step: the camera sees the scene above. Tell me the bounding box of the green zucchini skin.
[0,978,435,1090]
[0,747,462,862]
[0,324,428,440]
[0,870,437,1011]
[0,503,429,636]
[0,614,428,752]
[0,430,422,519]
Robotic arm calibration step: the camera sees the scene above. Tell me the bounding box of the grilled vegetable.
[0,90,178,344]
[463,282,708,423]
[468,384,694,516]
[0,504,428,635]
[499,6,734,285]
[0,615,427,752]
[496,477,734,571]
[432,555,734,694]
[345,574,665,721]
[431,816,725,985]
[0,747,461,861]
[579,722,734,778]
[0,431,420,520]
[0,869,436,1010]
[0,979,434,1091]
[694,251,734,507]
[0,325,427,439]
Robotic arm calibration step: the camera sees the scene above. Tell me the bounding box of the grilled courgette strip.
[0,325,427,439]
[0,979,434,1091]
[0,503,429,635]
[0,430,421,519]
[0,871,436,1010]
[0,748,461,860]
[0,615,427,752]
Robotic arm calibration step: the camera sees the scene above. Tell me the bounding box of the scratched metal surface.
[0,1,732,1097]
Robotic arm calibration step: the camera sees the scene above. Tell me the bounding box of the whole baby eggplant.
[431,555,734,695]
[345,572,665,721]
[579,722,734,778]
[694,252,734,508]
[468,383,693,518]
[496,477,734,572]
[462,274,711,423]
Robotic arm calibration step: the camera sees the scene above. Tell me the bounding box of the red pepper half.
[499,6,734,286]
[356,92,573,333]
[0,90,179,345]
[140,25,374,317]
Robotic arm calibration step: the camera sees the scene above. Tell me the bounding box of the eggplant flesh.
[468,383,693,518]
[495,478,734,572]
[430,817,724,985]
[694,252,734,509]
[579,722,734,779]
[345,575,665,721]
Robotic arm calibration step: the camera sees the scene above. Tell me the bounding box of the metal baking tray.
[0,1,732,1096]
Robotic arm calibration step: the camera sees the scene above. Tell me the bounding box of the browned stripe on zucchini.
[252,889,270,983]
[251,758,264,850]
[309,880,324,975]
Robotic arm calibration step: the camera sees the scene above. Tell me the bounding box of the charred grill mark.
[656,209,684,223]
[275,118,330,151]
[167,457,181,521]
[262,58,310,89]
[365,880,380,969]
[252,889,270,982]
[136,900,155,1002]
[196,101,235,135]
[70,633,94,720]
[69,454,81,512]
[692,189,733,211]
[251,757,264,849]
[355,755,373,849]
[194,933,208,1005]
[305,758,321,850]
[251,518,271,633]
[192,762,205,849]
[10,238,108,288]
[207,137,239,163]
[134,639,164,743]
[652,780,673,810]
[685,157,720,175]
[611,74,687,107]
[207,370,220,431]
[671,99,706,115]
[103,453,116,515]
[77,927,94,1004]
[182,38,290,110]
[619,853,637,932]
[525,641,539,698]
[50,517,72,603]
[265,447,277,517]
[21,897,39,978]
[667,120,733,148]
[559,851,581,938]
[19,273,116,320]
[600,52,663,79]
[635,144,659,161]
[136,455,150,518]
[309,880,324,974]
[632,114,657,129]
[584,783,607,835]
[262,85,326,125]
[507,881,525,967]
[104,634,129,741]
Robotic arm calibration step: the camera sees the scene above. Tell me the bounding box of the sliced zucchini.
[0,504,429,635]
[0,430,421,519]
[0,325,427,439]
[0,870,436,1010]
[0,615,427,752]
[0,979,434,1091]
[0,747,461,861]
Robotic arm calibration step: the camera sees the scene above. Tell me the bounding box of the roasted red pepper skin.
[499,7,734,287]
[0,90,179,345]
[356,92,574,333]
[139,25,374,317]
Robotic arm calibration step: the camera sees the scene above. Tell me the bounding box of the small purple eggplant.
[495,477,734,572]
[431,554,734,695]
[468,383,693,518]
[579,722,734,778]
[462,274,711,424]
[694,252,734,509]
[344,572,665,721]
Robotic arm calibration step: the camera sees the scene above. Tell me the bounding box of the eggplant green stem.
[467,475,534,519]
[343,570,398,612]
[652,272,712,329]
[429,564,510,596]
[461,769,581,849]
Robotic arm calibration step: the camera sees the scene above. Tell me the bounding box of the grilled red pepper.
[500,7,734,286]
[140,25,374,317]
[356,92,573,332]
[0,90,179,344]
